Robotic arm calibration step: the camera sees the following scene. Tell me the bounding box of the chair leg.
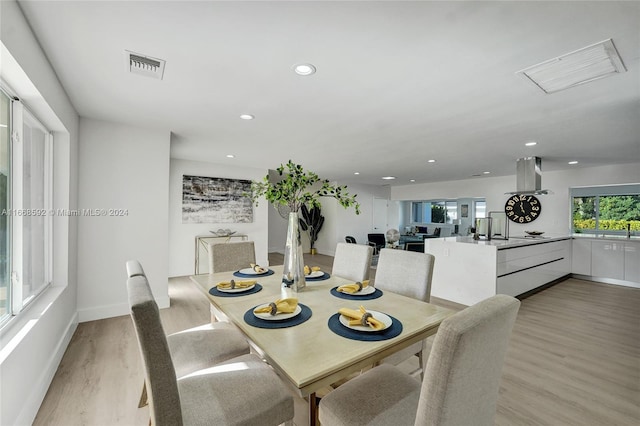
[138,381,148,408]
[417,350,424,382]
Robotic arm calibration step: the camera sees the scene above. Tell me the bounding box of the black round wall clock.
[504,194,542,223]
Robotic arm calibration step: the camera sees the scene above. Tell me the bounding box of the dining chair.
[127,274,294,426]
[367,233,386,255]
[332,242,373,282]
[318,294,520,426]
[373,248,434,378]
[208,241,256,273]
[345,235,357,244]
[126,260,250,407]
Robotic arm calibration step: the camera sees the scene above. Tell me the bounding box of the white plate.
[305,270,324,278]
[253,304,302,321]
[238,267,269,275]
[339,310,392,332]
[216,284,255,293]
[337,285,376,296]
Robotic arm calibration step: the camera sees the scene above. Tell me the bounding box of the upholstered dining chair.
[206,242,259,322]
[127,274,294,426]
[319,294,520,426]
[345,236,357,244]
[332,242,374,282]
[208,241,257,273]
[373,249,435,378]
[126,260,250,407]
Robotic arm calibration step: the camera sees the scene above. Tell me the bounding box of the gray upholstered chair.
[126,260,249,407]
[319,294,520,426]
[127,274,294,426]
[208,241,257,273]
[332,242,374,282]
[374,248,435,378]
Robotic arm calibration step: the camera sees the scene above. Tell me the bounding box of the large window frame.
[0,89,53,327]
[570,184,640,236]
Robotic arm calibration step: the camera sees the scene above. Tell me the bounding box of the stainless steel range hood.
[505,156,550,195]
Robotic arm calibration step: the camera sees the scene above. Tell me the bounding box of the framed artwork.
[461,204,469,218]
[182,175,253,223]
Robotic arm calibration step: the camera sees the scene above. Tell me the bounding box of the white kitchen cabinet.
[591,240,624,280]
[624,242,640,283]
[572,239,591,275]
[497,239,571,297]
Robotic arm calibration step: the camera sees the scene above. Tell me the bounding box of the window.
[411,201,423,223]
[445,201,457,224]
[571,185,640,235]
[475,201,487,219]
[431,201,446,223]
[0,91,9,323]
[0,90,53,326]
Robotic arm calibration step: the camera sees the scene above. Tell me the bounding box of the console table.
[194,234,248,274]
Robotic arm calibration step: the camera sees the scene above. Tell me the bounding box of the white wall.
[328,183,389,254]
[169,159,269,276]
[0,1,79,425]
[392,162,640,236]
[76,118,170,321]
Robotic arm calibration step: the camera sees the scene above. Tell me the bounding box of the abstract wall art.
[182,175,253,223]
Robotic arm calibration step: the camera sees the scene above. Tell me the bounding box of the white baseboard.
[15,312,78,426]
[78,296,170,322]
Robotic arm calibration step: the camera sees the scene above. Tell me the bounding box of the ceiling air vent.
[517,39,626,94]
[125,50,166,80]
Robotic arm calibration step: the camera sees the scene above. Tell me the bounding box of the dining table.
[189,264,454,426]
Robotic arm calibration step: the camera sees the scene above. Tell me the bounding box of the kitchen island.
[424,235,571,305]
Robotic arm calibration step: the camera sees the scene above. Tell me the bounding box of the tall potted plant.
[299,204,324,255]
[249,160,360,291]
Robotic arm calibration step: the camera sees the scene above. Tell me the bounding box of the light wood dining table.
[190,265,454,426]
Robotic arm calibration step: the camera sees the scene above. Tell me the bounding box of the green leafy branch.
[248,160,360,215]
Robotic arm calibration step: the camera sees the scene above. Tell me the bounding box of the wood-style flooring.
[33,253,640,425]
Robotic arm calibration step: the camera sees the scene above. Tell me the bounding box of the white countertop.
[572,234,640,242]
[439,235,572,249]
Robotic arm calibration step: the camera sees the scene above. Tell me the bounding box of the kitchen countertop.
[438,235,572,249]
[571,234,640,242]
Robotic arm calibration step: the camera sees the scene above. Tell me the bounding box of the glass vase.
[282,211,306,292]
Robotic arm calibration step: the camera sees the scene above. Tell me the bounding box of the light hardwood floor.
[33,254,640,425]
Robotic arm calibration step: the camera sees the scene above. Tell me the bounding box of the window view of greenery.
[431,202,446,223]
[573,195,640,233]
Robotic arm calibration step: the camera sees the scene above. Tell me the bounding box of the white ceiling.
[17,1,640,186]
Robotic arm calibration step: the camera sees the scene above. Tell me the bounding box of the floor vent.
[125,50,166,80]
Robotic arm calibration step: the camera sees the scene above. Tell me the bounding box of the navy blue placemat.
[233,269,275,278]
[244,303,312,329]
[306,272,331,281]
[327,313,402,341]
[209,283,263,298]
[330,287,383,300]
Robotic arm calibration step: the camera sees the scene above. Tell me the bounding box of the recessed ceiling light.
[483,171,491,174]
[240,114,254,120]
[568,161,579,165]
[381,176,396,180]
[427,159,436,163]
[293,63,316,76]
[226,154,235,158]
[354,172,360,175]
[410,179,416,182]
[525,141,537,146]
